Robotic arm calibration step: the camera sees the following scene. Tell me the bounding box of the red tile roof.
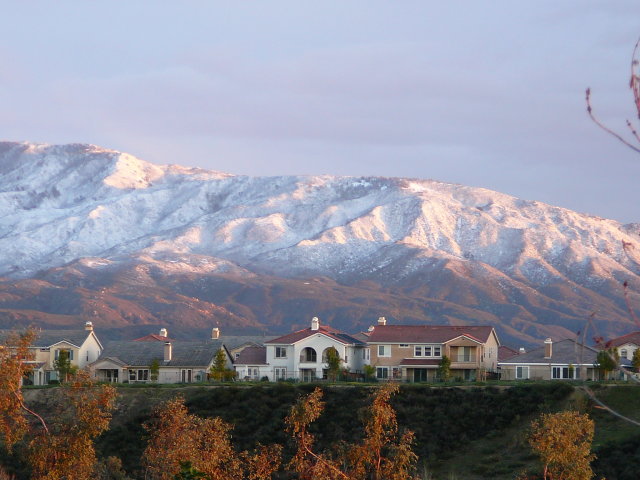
[498,346,519,361]
[367,325,496,344]
[133,334,175,342]
[265,325,364,346]
[604,332,640,348]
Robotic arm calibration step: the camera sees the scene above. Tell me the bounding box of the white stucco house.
[235,317,367,381]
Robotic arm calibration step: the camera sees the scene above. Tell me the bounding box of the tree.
[94,456,133,480]
[210,349,234,382]
[363,364,376,382]
[595,348,619,380]
[27,370,117,479]
[285,384,418,480]
[0,329,117,477]
[633,348,640,372]
[149,359,160,382]
[0,329,40,450]
[325,347,342,382]
[142,396,281,480]
[174,462,208,480]
[528,411,595,480]
[437,355,451,382]
[53,349,76,383]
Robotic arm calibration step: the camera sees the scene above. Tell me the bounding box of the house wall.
[500,364,598,381]
[77,332,102,368]
[616,343,639,361]
[265,334,365,381]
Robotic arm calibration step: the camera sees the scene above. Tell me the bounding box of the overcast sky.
[1,2,639,222]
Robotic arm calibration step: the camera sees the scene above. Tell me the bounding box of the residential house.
[90,333,231,384]
[605,331,640,364]
[499,338,602,380]
[219,332,277,362]
[0,321,103,385]
[366,318,501,382]
[238,317,367,381]
[234,346,268,381]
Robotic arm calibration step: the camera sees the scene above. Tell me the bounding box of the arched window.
[300,347,317,363]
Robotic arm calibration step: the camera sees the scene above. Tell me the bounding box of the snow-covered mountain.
[0,141,638,345]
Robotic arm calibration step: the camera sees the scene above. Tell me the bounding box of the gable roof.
[96,340,224,367]
[265,325,365,346]
[0,329,97,349]
[604,332,640,349]
[499,339,600,365]
[234,346,267,365]
[221,335,277,351]
[367,325,497,344]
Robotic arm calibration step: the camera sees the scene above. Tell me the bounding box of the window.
[399,344,409,348]
[300,347,317,363]
[129,370,136,382]
[275,346,287,358]
[376,367,388,379]
[457,346,473,362]
[181,369,192,383]
[392,367,401,379]
[621,349,628,359]
[378,345,390,357]
[552,366,575,379]
[414,345,438,357]
[86,351,89,362]
[362,348,370,360]
[55,349,74,361]
[274,367,287,380]
[137,369,149,381]
[516,366,529,379]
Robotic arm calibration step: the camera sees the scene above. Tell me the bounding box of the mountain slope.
[0,141,638,345]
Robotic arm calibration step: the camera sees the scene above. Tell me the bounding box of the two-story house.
[366,318,500,382]
[236,317,367,381]
[606,332,640,365]
[0,322,104,385]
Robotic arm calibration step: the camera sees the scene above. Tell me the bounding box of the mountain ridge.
[0,141,638,346]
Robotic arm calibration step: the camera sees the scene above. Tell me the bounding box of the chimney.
[544,338,553,359]
[84,321,93,331]
[519,347,526,354]
[159,328,168,338]
[164,342,172,362]
[378,316,387,326]
[311,317,319,331]
[212,327,220,339]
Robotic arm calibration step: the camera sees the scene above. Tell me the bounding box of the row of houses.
[6,318,639,385]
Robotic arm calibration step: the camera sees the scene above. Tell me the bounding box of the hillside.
[16,383,640,480]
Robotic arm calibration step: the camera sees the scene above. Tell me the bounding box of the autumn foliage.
[529,411,595,480]
[0,330,117,480]
[142,396,281,480]
[286,383,418,480]
[28,371,117,479]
